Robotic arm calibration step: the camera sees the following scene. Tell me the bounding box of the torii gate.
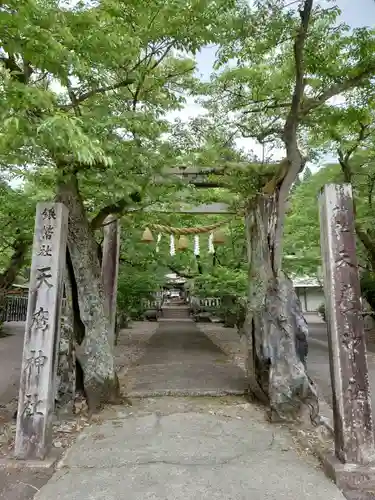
[141,202,235,214]
[101,168,236,341]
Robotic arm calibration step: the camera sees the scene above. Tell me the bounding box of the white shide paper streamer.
[193,235,200,256]
[208,232,215,254]
[170,234,176,256]
[155,233,162,253]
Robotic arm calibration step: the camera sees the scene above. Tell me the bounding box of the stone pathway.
[0,323,25,410]
[2,319,346,500]
[125,320,247,397]
[34,397,345,500]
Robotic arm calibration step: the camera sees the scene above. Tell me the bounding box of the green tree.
[0,182,36,326]
[283,163,341,276]
[197,0,375,420]
[0,0,238,408]
[305,90,375,309]
[308,98,375,269]
[302,166,312,182]
[284,158,375,312]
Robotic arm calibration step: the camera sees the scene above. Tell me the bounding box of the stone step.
[162,312,190,318]
[162,303,189,308]
[161,306,191,319]
[158,318,193,323]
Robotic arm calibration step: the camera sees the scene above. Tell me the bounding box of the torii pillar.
[101,215,120,347]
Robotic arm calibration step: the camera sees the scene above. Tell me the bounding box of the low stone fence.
[1,296,68,323]
[0,296,28,322]
[142,299,163,311]
[190,297,221,309]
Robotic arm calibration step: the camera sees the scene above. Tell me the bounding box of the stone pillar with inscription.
[101,215,120,347]
[14,203,68,460]
[319,184,375,495]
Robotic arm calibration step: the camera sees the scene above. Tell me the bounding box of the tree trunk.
[56,174,120,411]
[101,215,120,347]
[244,194,319,423]
[56,268,76,413]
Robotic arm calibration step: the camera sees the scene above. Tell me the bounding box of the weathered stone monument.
[101,215,120,346]
[14,203,68,460]
[319,184,375,494]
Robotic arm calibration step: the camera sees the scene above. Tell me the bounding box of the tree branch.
[301,63,375,117]
[283,0,313,149]
[22,58,33,83]
[90,191,142,229]
[90,200,129,229]
[242,102,291,115]
[60,77,136,110]
[337,149,352,184]
[336,123,375,268]
[130,42,174,112]
[273,0,313,272]
[0,54,33,84]
[344,123,370,163]
[337,122,371,184]
[255,124,284,143]
[61,41,174,112]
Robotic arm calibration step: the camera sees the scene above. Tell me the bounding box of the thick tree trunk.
[56,174,120,411]
[56,268,76,413]
[244,194,319,423]
[101,215,120,347]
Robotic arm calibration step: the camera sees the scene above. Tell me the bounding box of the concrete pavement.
[33,319,345,500]
[35,397,345,500]
[126,320,246,397]
[0,323,24,406]
[307,323,375,410]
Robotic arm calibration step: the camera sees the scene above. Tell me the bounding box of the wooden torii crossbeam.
[141,166,240,213]
[155,167,225,188]
[151,165,251,188]
[141,202,235,214]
